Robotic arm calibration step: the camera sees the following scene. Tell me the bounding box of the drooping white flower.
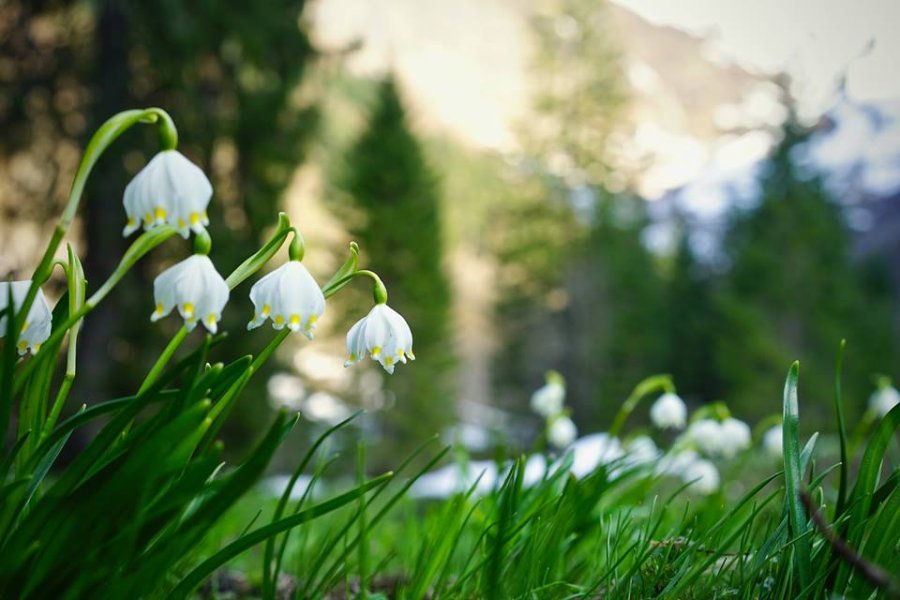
[656,449,702,477]
[123,150,212,239]
[719,418,752,458]
[763,425,783,458]
[624,435,660,466]
[0,281,52,355]
[344,303,414,374]
[869,385,900,417]
[530,380,565,417]
[548,415,577,448]
[650,392,687,429]
[687,419,722,455]
[151,255,229,333]
[569,433,624,478]
[682,458,720,494]
[247,262,325,339]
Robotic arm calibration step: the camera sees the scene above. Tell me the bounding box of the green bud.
[288,228,305,261]
[193,229,213,256]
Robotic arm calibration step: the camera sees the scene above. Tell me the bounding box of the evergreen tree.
[715,113,899,423]
[664,227,721,404]
[338,76,454,456]
[569,195,667,424]
[492,0,628,422]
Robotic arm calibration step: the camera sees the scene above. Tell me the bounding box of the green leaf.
[170,473,393,599]
[262,409,363,598]
[782,361,812,590]
[833,340,849,517]
[835,402,900,591]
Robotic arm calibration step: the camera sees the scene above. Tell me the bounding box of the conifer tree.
[716,112,898,422]
[339,76,454,452]
[664,227,721,404]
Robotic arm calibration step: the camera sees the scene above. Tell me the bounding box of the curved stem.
[321,269,387,303]
[225,213,293,289]
[17,108,178,341]
[140,218,297,391]
[608,374,673,438]
[14,227,176,394]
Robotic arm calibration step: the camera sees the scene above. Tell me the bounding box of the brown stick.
[799,489,899,598]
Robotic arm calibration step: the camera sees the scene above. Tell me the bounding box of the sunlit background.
[3,0,899,470]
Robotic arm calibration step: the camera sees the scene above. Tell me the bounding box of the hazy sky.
[613,0,900,115]
[310,0,900,199]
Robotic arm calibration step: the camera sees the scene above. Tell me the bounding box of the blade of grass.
[835,401,900,591]
[782,361,812,590]
[261,410,362,598]
[169,472,393,599]
[305,442,449,598]
[833,340,849,517]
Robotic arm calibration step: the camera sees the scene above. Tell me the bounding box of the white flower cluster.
[529,372,577,448]
[686,417,751,458]
[120,148,413,374]
[657,450,720,494]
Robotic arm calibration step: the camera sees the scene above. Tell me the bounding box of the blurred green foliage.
[714,114,898,425]
[334,77,455,461]
[1,0,318,452]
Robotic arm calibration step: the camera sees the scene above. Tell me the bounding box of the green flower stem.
[225,213,292,289]
[690,401,731,424]
[17,108,177,342]
[321,269,387,303]
[40,245,86,441]
[321,242,359,294]
[139,218,298,393]
[138,327,190,396]
[608,374,673,438]
[202,328,291,448]
[14,227,176,395]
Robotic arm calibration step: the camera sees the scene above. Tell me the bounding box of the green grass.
[181,362,899,599]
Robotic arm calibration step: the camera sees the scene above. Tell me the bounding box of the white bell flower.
[547,415,577,448]
[656,449,701,477]
[763,425,783,458]
[687,419,723,455]
[682,458,720,494]
[123,150,212,239]
[650,392,687,429]
[247,262,325,339]
[719,417,751,458]
[344,303,414,374]
[624,435,660,466]
[530,380,565,418]
[151,255,229,333]
[869,385,900,417]
[0,281,52,355]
